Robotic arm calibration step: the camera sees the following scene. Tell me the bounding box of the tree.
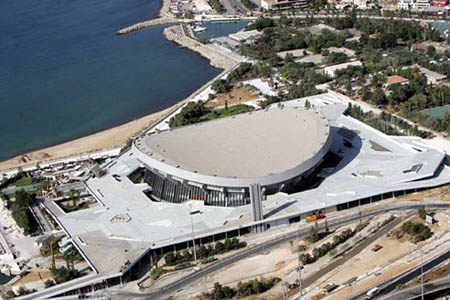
[215,241,225,254]
[305,100,311,109]
[224,238,232,251]
[418,206,426,220]
[211,79,230,93]
[183,249,192,261]
[44,279,55,288]
[307,222,319,243]
[197,245,208,258]
[427,45,436,57]
[231,238,240,249]
[165,252,176,265]
[325,219,329,235]
[371,88,387,105]
[6,290,16,299]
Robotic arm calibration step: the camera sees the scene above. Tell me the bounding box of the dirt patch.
[408,261,450,287]
[205,86,260,108]
[394,185,450,203]
[12,271,52,286]
[311,292,326,300]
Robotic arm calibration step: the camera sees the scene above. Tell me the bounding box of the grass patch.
[421,105,450,119]
[200,104,254,122]
[13,175,33,187]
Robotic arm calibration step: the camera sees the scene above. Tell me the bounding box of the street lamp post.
[421,249,424,300]
[298,263,304,298]
[189,205,201,265]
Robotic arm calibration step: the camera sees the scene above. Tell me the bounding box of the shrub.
[401,221,432,243]
[151,267,167,280]
[175,262,192,270]
[211,79,230,93]
[44,279,55,288]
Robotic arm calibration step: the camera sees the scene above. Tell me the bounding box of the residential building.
[324,61,363,78]
[419,67,447,84]
[384,75,409,87]
[261,0,309,10]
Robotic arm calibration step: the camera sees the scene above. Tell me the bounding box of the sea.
[0,272,12,285]
[0,0,228,161]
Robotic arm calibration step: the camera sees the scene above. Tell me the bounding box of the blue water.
[0,272,13,285]
[0,0,221,161]
[195,21,249,39]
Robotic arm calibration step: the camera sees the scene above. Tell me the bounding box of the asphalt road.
[282,215,408,300]
[379,276,450,300]
[347,229,450,300]
[114,203,450,299]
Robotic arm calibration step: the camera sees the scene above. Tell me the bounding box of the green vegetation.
[51,266,81,284]
[211,79,231,93]
[120,138,133,154]
[325,52,349,65]
[169,101,254,128]
[151,267,167,280]
[241,0,252,9]
[300,228,355,265]
[13,174,33,187]
[44,279,55,288]
[306,222,320,243]
[421,105,450,119]
[169,101,205,128]
[164,238,246,266]
[347,103,432,138]
[246,18,274,31]
[5,286,32,299]
[39,235,61,257]
[401,221,432,243]
[200,105,253,122]
[10,190,40,235]
[418,206,427,220]
[210,0,222,12]
[226,62,253,83]
[204,278,281,299]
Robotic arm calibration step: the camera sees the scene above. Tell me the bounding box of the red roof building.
[385,75,409,87]
[432,0,448,7]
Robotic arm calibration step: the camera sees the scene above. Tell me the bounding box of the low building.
[194,0,212,12]
[398,0,414,9]
[229,30,261,42]
[412,0,431,10]
[419,67,447,85]
[432,0,448,7]
[261,0,309,10]
[384,75,409,87]
[324,61,363,78]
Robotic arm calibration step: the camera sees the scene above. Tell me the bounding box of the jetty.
[116,17,186,35]
[163,24,244,70]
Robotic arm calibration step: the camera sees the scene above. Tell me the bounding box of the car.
[366,287,380,298]
[372,244,383,252]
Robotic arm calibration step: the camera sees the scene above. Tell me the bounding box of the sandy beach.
[0,0,238,173]
[0,104,179,171]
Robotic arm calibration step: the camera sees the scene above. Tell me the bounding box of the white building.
[324,61,363,78]
[398,0,414,9]
[419,67,447,85]
[412,0,431,10]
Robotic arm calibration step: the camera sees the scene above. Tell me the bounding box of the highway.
[347,247,450,300]
[113,203,450,299]
[380,276,450,300]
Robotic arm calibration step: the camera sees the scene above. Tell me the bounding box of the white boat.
[193,26,207,32]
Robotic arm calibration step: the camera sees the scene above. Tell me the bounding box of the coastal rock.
[163,25,238,70]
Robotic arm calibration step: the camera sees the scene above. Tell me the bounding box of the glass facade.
[144,169,251,207]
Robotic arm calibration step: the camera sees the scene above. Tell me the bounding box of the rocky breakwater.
[116,17,182,35]
[163,25,239,70]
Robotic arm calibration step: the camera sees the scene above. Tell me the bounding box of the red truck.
[372,244,383,252]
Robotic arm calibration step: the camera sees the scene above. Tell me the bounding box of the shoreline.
[0,11,242,173]
[0,104,178,171]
